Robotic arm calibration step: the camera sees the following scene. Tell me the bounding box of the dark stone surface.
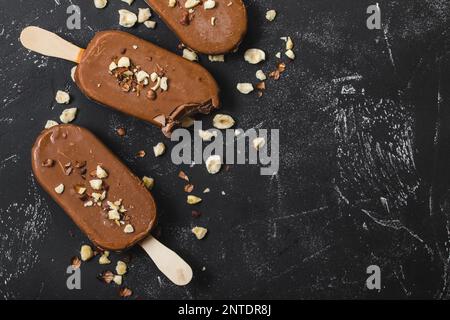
[0,0,450,299]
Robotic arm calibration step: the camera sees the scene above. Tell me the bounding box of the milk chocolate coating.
[74,31,220,137]
[145,0,247,54]
[32,125,157,251]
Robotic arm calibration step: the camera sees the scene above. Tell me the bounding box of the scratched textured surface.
[1,0,450,299]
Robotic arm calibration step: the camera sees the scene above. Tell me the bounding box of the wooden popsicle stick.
[139,235,193,286]
[20,26,84,63]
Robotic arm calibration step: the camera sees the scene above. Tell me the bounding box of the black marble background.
[0,0,449,299]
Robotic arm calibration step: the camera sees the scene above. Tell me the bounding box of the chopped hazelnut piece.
[59,108,77,124]
[119,287,132,297]
[70,66,77,82]
[136,150,146,158]
[203,188,210,193]
[116,260,128,275]
[181,116,195,128]
[285,49,296,60]
[183,49,198,61]
[213,114,235,129]
[144,20,157,29]
[55,90,70,104]
[89,179,103,190]
[153,142,166,157]
[160,77,169,91]
[117,56,130,68]
[192,226,208,240]
[108,209,120,220]
[244,49,266,64]
[168,0,177,7]
[236,83,254,94]
[96,165,108,179]
[204,0,216,10]
[124,224,134,233]
[99,270,114,283]
[205,155,222,174]
[286,37,294,50]
[99,251,111,265]
[187,195,202,205]
[84,200,94,207]
[116,127,126,136]
[266,9,277,21]
[41,159,54,167]
[136,70,150,83]
[71,256,81,269]
[275,52,281,58]
[80,245,94,261]
[113,275,123,285]
[54,184,64,194]
[121,0,134,5]
[208,55,225,62]
[184,184,194,193]
[74,185,87,195]
[142,176,155,190]
[118,9,138,28]
[184,0,200,9]
[44,120,58,129]
[178,171,189,181]
[198,129,217,141]
[253,137,266,150]
[256,70,267,81]
[94,0,108,9]
[138,8,152,23]
[211,17,216,26]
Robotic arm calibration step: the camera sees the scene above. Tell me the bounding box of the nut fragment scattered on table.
[153,142,166,157]
[237,83,254,94]
[266,9,277,21]
[213,114,235,129]
[80,245,94,261]
[116,260,128,275]
[55,90,70,104]
[54,183,64,194]
[253,137,266,150]
[192,226,208,240]
[119,287,133,297]
[187,195,202,205]
[99,251,111,265]
[119,9,137,28]
[244,48,266,64]
[142,176,154,190]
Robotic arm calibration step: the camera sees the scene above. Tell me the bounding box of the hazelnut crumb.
[80,245,94,261]
[116,260,127,275]
[187,195,202,205]
[192,226,208,240]
[116,127,126,136]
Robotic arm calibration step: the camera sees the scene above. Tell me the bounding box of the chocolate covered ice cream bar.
[20,27,220,137]
[32,124,157,251]
[32,124,192,285]
[145,0,247,54]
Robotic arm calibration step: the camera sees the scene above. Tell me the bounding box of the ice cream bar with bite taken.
[32,124,192,286]
[145,0,247,54]
[20,27,220,137]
